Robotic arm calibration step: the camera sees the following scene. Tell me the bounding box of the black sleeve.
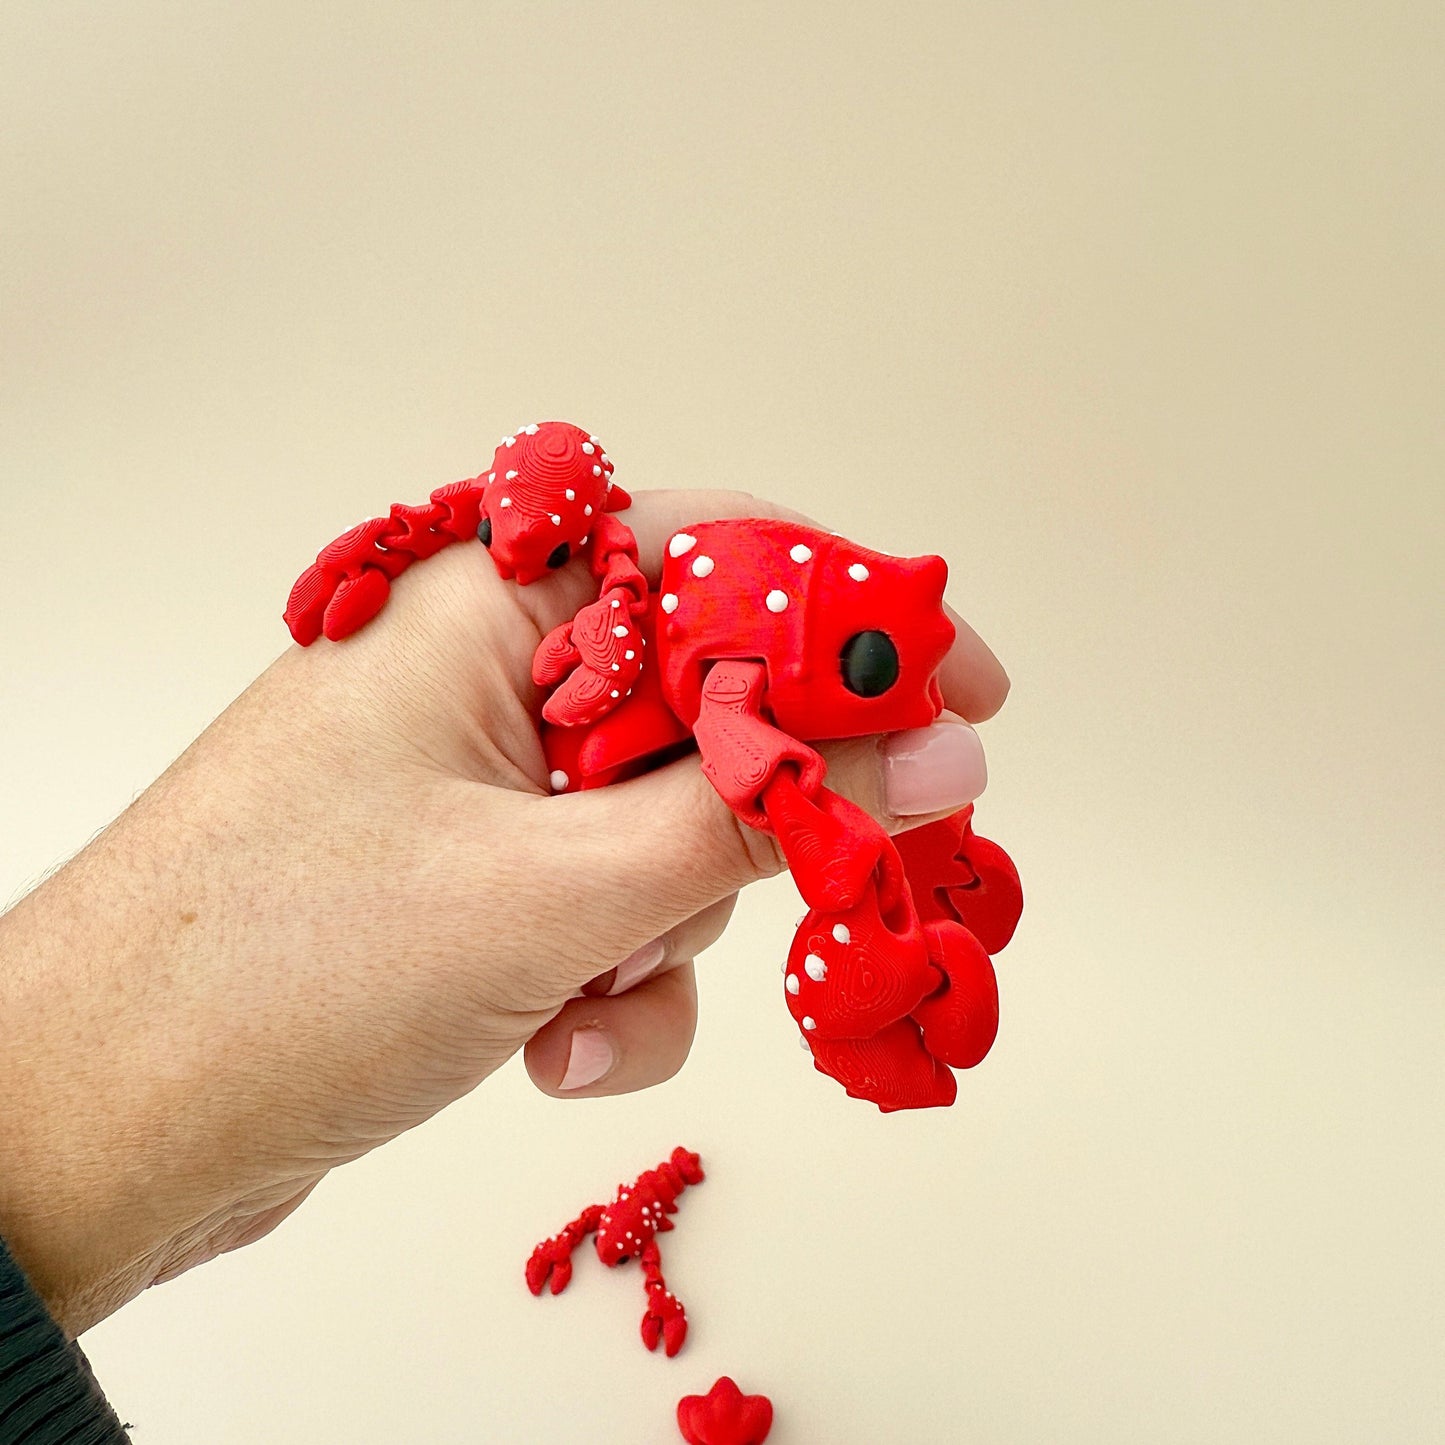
[0,1237,129,1444]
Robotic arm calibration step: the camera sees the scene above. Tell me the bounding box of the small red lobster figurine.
[526,1147,704,1357]
[286,421,1023,1111]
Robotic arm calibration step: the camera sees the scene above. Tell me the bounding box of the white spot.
[766,589,789,613]
[500,496,512,507]
[691,555,714,578]
[611,663,620,671]
[786,973,800,995]
[848,563,869,582]
[800,1034,813,1051]
[802,1016,817,1031]
[833,923,851,944]
[624,649,635,660]
[504,436,516,447]
[669,533,697,558]
[661,593,679,614]
[611,689,620,698]
[549,770,569,792]
[550,514,562,525]
[581,534,589,545]
[613,625,629,638]
[588,435,599,444]
[488,472,495,482]
[582,442,595,454]
[790,544,813,563]
[524,423,539,435]
[565,488,576,501]
[592,464,602,476]
[601,454,610,465]
[506,469,519,480]
[584,504,593,516]
[805,953,827,981]
[611,597,621,608]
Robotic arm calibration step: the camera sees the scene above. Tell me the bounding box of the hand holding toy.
[287,421,1023,1110]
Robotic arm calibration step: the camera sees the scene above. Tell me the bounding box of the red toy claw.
[285,421,644,724]
[677,1377,774,1445]
[286,425,1025,1109]
[526,1148,703,1357]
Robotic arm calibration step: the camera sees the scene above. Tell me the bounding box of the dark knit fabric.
[0,1237,128,1444]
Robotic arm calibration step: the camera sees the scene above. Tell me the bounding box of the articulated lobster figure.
[526,1147,704,1357]
[285,421,1023,1111]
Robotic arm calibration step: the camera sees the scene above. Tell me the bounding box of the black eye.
[477,517,492,547]
[615,1254,630,1265]
[546,541,571,569]
[840,631,899,697]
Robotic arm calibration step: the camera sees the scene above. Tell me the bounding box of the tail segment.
[284,479,484,645]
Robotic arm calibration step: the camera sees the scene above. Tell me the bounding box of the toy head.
[595,1187,660,1267]
[659,520,955,740]
[476,421,627,583]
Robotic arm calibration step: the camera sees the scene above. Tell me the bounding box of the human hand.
[0,487,1008,1334]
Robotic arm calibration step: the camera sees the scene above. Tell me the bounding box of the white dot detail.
[624,649,635,660]
[785,974,800,995]
[610,689,620,698]
[790,544,813,563]
[848,563,869,581]
[833,923,851,944]
[582,442,595,454]
[613,625,628,638]
[805,953,827,981]
[549,770,569,792]
[691,555,715,578]
[669,533,697,558]
[661,594,679,614]
[584,504,593,516]
[592,464,602,476]
[550,514,562,525]
[500,496,512,508]
[565,488,575,501]
[766,590,789,612]
[802,1016,817,1031]
[506,469,518,480]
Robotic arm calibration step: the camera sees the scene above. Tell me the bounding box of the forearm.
[0,676,341,1335]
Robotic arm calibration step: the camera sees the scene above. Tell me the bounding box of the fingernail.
[559,1029,615,1091]
[606,937,667,996]
[882,721,988,816]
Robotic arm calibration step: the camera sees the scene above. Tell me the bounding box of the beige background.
[2,2,1442,1441]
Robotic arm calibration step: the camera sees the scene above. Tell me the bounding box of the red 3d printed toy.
[526,1147,704,1357]
[286,421,1022,1111]
[677,1377,774,1444]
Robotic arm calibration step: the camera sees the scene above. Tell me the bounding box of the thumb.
[548,718,989,984]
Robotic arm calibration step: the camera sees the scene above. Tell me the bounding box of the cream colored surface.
[2,4,1441,1441]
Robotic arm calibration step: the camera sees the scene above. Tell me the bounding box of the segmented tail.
[284,479,485,644]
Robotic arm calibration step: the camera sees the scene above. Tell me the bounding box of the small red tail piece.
[677,1377,774,1445]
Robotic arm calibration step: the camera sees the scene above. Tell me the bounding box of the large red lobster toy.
[286,421,1022,1110]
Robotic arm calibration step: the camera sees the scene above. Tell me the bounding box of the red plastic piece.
[541,516,1022,1110]
[526,1147,703,1357]
[677,1377,774,1445]
[285,423,1024,1109]
[894,804,1024,956]
[285,422,643,723]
